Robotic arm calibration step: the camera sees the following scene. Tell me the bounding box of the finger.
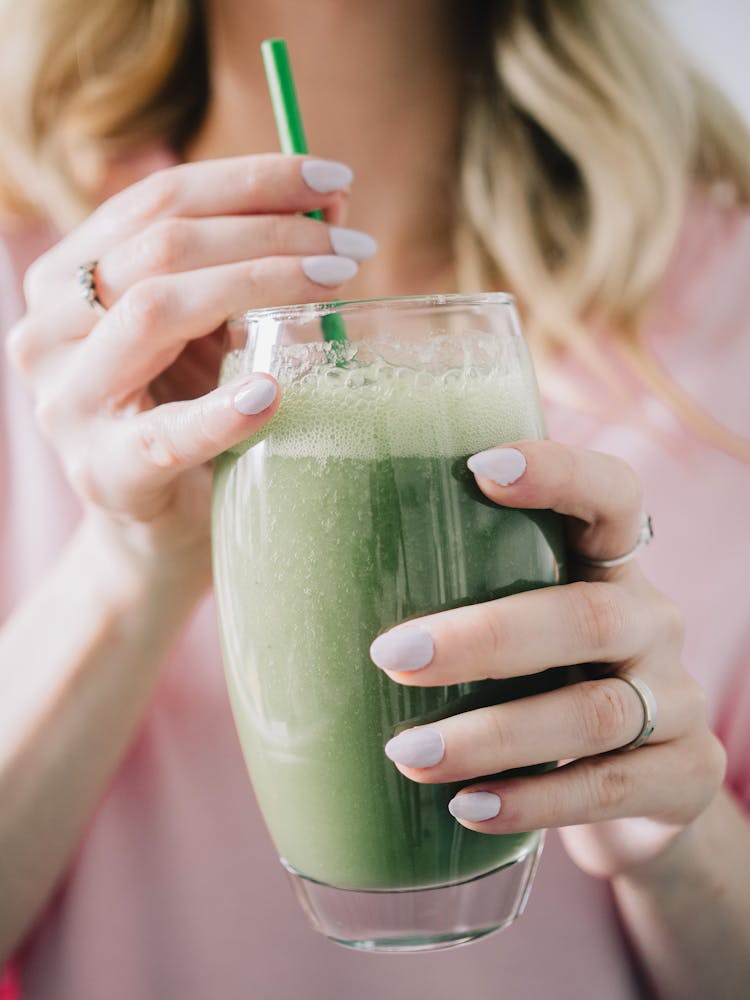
[28,155,353,292]
[96,215,376,308]
[369,580,662,686]
[67,254,359,409]
[6,288,101,378]
[15,216,374,367]
[445,734,725,834]
[18,156,354,370]
[383,671,702,784]
[84,375,280,515]
[466,441,644,568]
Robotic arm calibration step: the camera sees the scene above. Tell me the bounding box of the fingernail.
[302,255,359,286]
[301,159,354,193]
[329,226,378,261]
[370,625,434,672]
[448,792,501,822]
[385,728,445,768]
[233,379,277,415]
[467,448,526,486]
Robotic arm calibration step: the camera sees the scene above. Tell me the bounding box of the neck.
[186,0,464,297]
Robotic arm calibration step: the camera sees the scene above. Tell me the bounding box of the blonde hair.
[458,1,750,458]
[0,0,206,226]
[0,0,748,455]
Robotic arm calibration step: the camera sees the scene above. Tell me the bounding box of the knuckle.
[263,214,289,252]
[682,674,708,728]
[570,581,626,652]
[471,605,506,675]
[529,771,564,826]
[120,278,170,336]
[5,316,36,372]
[589,756,634,813]
[66,457,104,506]
[556,444,578,493]
[141,218,187,274]
[23,254,51,305]
[246,156,273,195]
[135,167,181,220]
[706,735,728,789]
[33,391,66,437]
[611,457,643,518]
[136,420,182,472]
[583,680,631,748]
[656,595,686,650]
[239,259,264,300]
[192,397,227,455]
[680,734,726,804]
[479,706,512,759]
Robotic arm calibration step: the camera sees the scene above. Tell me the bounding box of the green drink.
[212,295,566,950]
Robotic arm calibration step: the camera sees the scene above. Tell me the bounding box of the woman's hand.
[6,155,374,580]
[369,441,726,880]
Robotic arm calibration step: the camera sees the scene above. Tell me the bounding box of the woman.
[1,1,749,997]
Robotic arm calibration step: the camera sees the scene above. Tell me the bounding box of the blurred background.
[659,0,750,123]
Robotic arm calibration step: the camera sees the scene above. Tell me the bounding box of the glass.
[212,294,566,952]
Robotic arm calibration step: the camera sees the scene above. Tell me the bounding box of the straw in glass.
[261,38,348,347]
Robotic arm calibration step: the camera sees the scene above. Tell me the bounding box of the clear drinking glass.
[212,294,566,952]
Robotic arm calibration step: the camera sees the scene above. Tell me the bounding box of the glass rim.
[230,292,515,325]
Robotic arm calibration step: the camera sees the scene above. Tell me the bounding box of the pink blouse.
[1,186,749,1000]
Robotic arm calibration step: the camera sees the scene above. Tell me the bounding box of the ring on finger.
[76,260,107,316]
[612,673,657,751]
[577,512,654,570]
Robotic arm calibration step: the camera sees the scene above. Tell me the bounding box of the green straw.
[261,37,348,346]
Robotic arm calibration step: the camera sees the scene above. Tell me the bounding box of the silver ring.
[577,513,654,569]
[76,260,107,316]
[612,673,657,751]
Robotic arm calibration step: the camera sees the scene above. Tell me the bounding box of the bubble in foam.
[222,345,545,460]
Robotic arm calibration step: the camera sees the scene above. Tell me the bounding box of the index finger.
[39,155,353,276]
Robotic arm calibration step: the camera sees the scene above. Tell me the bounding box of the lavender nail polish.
[301,159,354,193]
[385,728,445,768]
[301,255,359,286]
[448,792,501,822]
[329,226,378,261]
[467,448,527,486]
[370,625,434,672]
[233,380,277,416]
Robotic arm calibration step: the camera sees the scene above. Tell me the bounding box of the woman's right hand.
[6,155,373,584]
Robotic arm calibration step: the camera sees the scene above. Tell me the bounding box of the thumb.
[122,374,279,487]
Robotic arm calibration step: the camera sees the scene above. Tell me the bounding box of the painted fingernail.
[467,448,526,486]
[329,226,378,261]
[233,379,277,415]
[302,255,359,286]
[370,625,434,672]
[448,792,501,822]
[301,159,354,193]
[385,728,445,768]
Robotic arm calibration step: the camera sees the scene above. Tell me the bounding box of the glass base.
[282,830,544,953]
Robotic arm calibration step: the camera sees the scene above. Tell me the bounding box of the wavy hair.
[0,0,207,225]
[0,0,748,455]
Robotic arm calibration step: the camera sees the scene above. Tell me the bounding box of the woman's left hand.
[369,441,727,880]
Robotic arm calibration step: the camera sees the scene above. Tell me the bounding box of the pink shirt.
[2,189,749,1000]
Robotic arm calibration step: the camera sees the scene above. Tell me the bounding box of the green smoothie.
[212,351,565,891]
